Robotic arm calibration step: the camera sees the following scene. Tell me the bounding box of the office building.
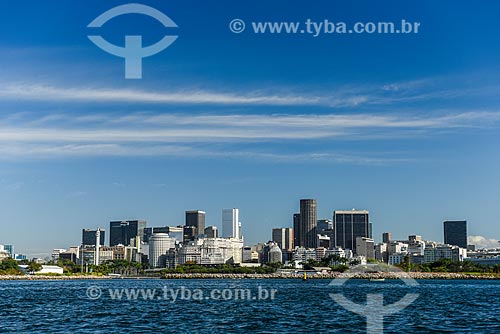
[109,220,147,247]
[424,243,467,263]
[143,227,168,243]
[183,226,196,243]
[82,228,105,247]
[144,226,183,244]
[94,229,102,266]
[149,233,176,268]
[222,208,240,239]
[300,199,317,248]
[242,246,260,263]
[334,209,371,254]
[185,210,206,236]
[356,237,375,259]
[293,213,301,248]
[166,226,184,243]
[317,234,331,249]
[3,245,13,258]
[200,237,244,265]
[375,243,388,263]
[443,220,468,248]
[272,227,293,251]
[178,244,202,265]
[317,219,333,233]
[382,232,392,244]
[261,242,283,264]
[204,226,218,238]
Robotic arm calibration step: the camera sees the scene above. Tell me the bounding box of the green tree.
[0,258,21,275]
[27,261,42,274]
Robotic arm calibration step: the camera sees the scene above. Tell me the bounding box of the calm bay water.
[1,279,499,333]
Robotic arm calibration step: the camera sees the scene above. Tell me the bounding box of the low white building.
[424,243,467,263]
[19,265,64,275]
[292,247,317,267]
[200,237,243,265]
[356,237,375,259]
[178,244,202,264]
[0,245,10,261]
[242,246,259,263]
[389,253,407,265]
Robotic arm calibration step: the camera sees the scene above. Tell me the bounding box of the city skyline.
[1,0,500,256]
[1,200,490,258]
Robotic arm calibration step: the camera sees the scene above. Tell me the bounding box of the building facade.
[222,208,240,239]
[443,220,468,248]
[109,220,147,247]
[149,233,176,268]
[317,219,333,233]
[355,237,375,259]
[293,213,301,248]
[334,210,371,254]
[186,210,206,236]
[299,199,317,248]
[82,228,105,247]
[382,232,392,244]
[204,226,219,238]
[272,227,293,251]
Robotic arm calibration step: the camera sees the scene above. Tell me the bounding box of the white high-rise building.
[149,233,176,268]
[222,208,240,239]
[95,229,101,266]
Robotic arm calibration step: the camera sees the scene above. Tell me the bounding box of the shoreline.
[1,272,500,280]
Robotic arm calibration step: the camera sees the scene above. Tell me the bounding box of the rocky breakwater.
[0,275,110,280]
[161,272,500,280]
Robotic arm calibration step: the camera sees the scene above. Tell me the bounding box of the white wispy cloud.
[1,76,499,162]
[0,78,482,108]
[0,143,410,165]
[468,235,500,250]
[0,110,498,162]
[0,111,498,144]
[0,83,329,107]
[2,73,500,113]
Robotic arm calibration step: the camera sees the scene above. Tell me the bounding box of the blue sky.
[1,0,500,256]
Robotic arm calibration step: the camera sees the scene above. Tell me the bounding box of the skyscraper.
[82,228,105,247]
[222,208,240,239]
[94,229,101,266]
[149,233,176,268]
[334,210,371,253]
[300,199,317,248]
[443,220,467,248]
[185,210,206,236]
[382,232,392,244]
[293,213,300,248]
[109,220,147,246]
[272,228,293,251]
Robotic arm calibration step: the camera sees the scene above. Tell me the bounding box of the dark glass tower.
[443,220,467,248]
[334,210,371,253]
[82,228,105,246]
[185,210,206,236]
[300,199,317,248]
[109,220,146,246]
[293,213,301,248]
